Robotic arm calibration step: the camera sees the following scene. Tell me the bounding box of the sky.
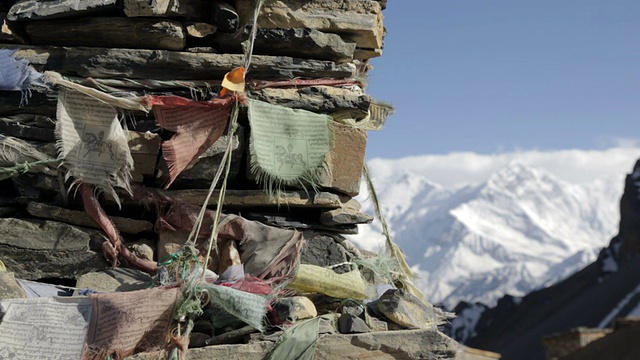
[365,0,640,159]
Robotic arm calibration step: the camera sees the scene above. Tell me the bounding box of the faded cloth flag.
[149,95,233,188]
[55,89,134,207]
[0,49,47,101]
[83,287,180,360]
[247,99,332,193]
[0,297,92,359]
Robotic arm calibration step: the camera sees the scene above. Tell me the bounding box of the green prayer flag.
[247,99,332,194]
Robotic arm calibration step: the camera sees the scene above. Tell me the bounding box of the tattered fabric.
[0,49,47,102]
[148,95,233,188]
[83,287,180,360]
[139,188,304,280]
[247,99,332,194]
[55,89,134,207]
[266,317,322,360]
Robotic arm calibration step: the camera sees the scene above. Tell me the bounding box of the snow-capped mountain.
[352,159,624,309]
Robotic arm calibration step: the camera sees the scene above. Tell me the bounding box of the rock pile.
[0,0,458,358]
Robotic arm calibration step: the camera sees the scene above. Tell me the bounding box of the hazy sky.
[365,1,640,159]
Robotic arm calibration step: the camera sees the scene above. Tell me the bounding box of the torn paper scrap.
[55,88,134,206]
[83,287,180,359]
[0,297,92,359]
[149,95,233,188]
[247,99,332,191]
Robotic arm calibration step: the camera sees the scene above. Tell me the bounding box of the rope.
[243,0,266,72]
[0,159,60,180]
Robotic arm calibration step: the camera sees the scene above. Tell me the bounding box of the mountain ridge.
[352,159,623,309]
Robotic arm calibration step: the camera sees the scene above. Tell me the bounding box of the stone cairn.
[0,0,458,358]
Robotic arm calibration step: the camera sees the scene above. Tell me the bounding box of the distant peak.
[485,159,560,190]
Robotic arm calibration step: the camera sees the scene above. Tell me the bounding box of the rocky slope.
[447,159,640,360]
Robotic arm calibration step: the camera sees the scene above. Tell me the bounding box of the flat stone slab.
[127,328,458,360]
[26,202,153,235]
[212,27,356,63]
[8,0,118,21]
[0,218,108,280]
[74,268,153,294]
[9,45,356,80]
[161,189,343,209]
[25,17,186,51]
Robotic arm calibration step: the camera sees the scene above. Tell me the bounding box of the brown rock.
[320,206,373,226]
[376,289,453,329]
[0,272,27,300]
[185,22,217,38]
[317,122,368,196]
[74,268,153,294]
[272,296,318,323]
[235,0,384,49]
[0,12,27,44]
[128,131,161,181]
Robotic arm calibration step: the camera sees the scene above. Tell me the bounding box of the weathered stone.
[126,342,274,360]
[210,1,239,33]
[320,206,373,226]
[314,328,458,360]
[128,131,161,181]
[185,22,217,38]
[212,27,356,63]
[0,12,27,44]
[338,313,371,334]
[8,0,119,21]
[0,114,55,129]
[189,333,210,348]
[376,289,451,329]
[0,91,57,117]
[157,230,188,262]
[169,128,244,189]
[0,218,108,280]
[127,239,156,262]
[0,272,27,300]
[272,296,318,323]
[26,202,154,235]
[354,47,383,60]
[300,232,353,272]
[340,301,364,316]
[365,312,389,332]
[235,0,384,49]
[25,17,186,51]
[317,122,368,196]
[74,268,153,294]
[124,0,209,19]
[10,45,356,80]
[248,86,370,116]
[0,207,19,217]
[0,118,56,142]
[207,325,257,346]
[243,212,357,234]
[129,329,458,360]
[161,189,342,209]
